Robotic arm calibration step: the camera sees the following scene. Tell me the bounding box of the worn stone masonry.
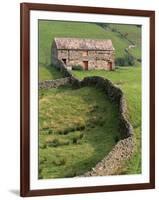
[39,60,72,89]
[39,77,71,89]
[83,137,134,176]
[52,38,115,71]
[39,62,134,176]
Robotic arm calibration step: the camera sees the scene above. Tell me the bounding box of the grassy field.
[39,85,120,178]
[39,64,63,81]
[107,24,141,60]
[72,66,141,174]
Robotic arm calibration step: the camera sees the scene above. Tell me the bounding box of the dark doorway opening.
[62,59,67,64]
[108,62,113,70]
[83,61,88,70]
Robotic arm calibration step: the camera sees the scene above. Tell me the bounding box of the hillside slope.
[38,20,141,79]
[99,23,141,61]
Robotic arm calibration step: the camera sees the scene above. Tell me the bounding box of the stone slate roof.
[54,38,115,51]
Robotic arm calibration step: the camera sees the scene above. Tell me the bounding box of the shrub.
[115,54,135,66]
[72,65,83,71]
[126,54,135,66]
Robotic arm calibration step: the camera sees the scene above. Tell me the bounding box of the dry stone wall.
[52,57,73,77]
[39,62,134,176]
[83,136,134,176]
[39,77,71,89]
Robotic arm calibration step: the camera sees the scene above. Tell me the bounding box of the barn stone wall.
[52,45,115,70]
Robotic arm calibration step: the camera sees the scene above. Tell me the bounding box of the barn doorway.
[62,59,66,64]
[108,62,113,71]
[83,61,88,70]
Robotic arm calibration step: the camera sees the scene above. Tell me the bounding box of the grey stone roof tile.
[54,38,115,51]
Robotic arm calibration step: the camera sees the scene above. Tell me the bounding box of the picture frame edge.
[20,2,155,197]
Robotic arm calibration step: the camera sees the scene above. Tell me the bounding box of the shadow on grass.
[39,63,63,80]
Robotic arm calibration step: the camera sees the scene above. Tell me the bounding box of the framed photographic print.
[20,2,155,197]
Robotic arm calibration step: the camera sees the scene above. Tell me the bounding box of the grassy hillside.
[72,67,141,174]
[39,85,120,178]
[39,64,63,81]
[106,24,141,60]
[38,20,141,80]
[39,20,130,64]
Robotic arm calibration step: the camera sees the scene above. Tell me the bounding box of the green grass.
[38,20,141,80]
[39,20,131,65]
[39,85,120,178]
[107,24,141,60]
[39,64,63,81]
[72,66,141,174]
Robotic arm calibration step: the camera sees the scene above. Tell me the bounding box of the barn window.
[62,59,67,64]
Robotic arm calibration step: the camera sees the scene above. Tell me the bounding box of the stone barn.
[52,38,115,70]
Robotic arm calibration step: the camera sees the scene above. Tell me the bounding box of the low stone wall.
[52,57,72,77]
[39,77,71,89]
